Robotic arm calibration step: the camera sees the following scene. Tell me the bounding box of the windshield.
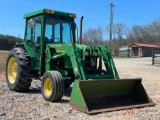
[45,16,74,43]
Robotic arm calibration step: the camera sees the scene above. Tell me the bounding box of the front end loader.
[6,9,154,114]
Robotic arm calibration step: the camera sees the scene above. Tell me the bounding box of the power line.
[84,17,110,21]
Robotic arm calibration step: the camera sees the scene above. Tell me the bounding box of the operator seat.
[36,36,50,44]
[44,37,50,43]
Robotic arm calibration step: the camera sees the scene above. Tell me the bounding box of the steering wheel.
[50,37,60,43]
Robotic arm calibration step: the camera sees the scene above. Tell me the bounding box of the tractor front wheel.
[41,71,64,102]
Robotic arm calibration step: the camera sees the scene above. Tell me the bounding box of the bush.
[0,34,23,51]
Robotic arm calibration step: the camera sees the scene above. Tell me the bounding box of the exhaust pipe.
[79,16,84,44]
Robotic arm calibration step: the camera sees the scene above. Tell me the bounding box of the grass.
[0,51,9,74]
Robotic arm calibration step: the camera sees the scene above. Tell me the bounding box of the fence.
[152,50,160,65]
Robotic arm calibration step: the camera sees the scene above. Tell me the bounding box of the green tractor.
[6,9,154,114]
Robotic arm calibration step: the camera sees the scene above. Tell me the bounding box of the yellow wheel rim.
[7,57,18,84]
[44,77,53,96]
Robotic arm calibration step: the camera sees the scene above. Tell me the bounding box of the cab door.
[25,16,42,69]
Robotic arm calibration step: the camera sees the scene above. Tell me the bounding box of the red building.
[130,43,160,57]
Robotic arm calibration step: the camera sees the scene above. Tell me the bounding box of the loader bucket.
[69,78,154,114]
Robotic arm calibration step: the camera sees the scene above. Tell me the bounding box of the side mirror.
[28,19,36,28]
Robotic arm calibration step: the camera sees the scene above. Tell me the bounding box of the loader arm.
[69,43,86,80]
[99,46,119,79]
[45,43,86,80]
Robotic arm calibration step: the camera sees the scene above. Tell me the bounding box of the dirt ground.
[0,57,160,120]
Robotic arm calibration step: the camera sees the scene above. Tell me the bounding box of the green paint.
[70,79,153,113]
[69,80,88,112]
[79,80,136,98]
[24,8,75,19]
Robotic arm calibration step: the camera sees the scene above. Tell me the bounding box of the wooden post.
[152,49,154,65]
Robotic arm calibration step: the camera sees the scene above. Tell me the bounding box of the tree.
[127,18,160,45]
[82,25,104,45]
[113,23,128,46]
[82,17,160,48]
[0,34,23,50]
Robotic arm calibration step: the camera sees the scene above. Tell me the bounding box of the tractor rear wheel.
[6,47,32,91]
[41,71,64,102]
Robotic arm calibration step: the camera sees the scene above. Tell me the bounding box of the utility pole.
[109,3,114,49]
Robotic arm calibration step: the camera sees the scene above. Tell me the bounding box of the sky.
[0,0,160,39]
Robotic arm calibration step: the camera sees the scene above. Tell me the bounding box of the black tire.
[6,47,32,91]
[41,71,64,102]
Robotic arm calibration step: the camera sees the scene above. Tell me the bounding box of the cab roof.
[24,8,76,19]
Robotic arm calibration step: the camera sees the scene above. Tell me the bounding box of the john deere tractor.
[6,9,154,113]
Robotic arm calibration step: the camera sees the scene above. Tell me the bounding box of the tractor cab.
[24,9,76,45]
[23,9,77,69]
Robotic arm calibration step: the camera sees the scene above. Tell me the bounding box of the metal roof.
[130,43,160,48]
[119,46,129,51]
[23,8,75,19]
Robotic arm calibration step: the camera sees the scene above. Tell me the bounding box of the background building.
[119,46,130,57]
[130,43,160,57]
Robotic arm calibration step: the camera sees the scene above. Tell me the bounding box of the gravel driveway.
[0,57,160,120]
